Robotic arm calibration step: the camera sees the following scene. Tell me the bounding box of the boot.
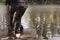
[20,25,24,35]
[15,29,21,39]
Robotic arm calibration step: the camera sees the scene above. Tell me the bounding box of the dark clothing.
[14,6,26,34]
[5,0,28,8]
[6,0,28,36]
[8,6,26,34]
[5,0,18,7]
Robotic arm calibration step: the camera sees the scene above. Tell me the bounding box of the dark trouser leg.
[15,19,21,34]
[20,25,23,34]
[15,13,21,34]
[15,6,26,34]
[8,7,16,36]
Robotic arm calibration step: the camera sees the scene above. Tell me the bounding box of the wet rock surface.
[0,28,38,40]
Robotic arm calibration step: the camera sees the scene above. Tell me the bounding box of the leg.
[15,13,21,34]
[8,7,16,37]
[15,6,26,34]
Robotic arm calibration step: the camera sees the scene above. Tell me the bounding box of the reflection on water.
[28,5,60,40]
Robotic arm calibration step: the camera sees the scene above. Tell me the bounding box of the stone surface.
[1,28,38,40]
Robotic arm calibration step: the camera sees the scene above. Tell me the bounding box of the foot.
[8,31,15,38]
[20,25,24,35]
[15,29,21,39]
[7,34,14,40]
[15,33,21,39]
[15,33,25,39]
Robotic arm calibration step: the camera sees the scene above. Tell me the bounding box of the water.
[27,5,60,40]
[49,35,60,40]
[0,5,60,40]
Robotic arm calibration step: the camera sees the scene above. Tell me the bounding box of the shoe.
[15,29,21,39]
[15,33,21,39]
[20,25,24,35]
[8,31,15,37]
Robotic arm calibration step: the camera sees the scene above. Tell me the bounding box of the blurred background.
[0,0,60,40]
[1,0,60,4]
